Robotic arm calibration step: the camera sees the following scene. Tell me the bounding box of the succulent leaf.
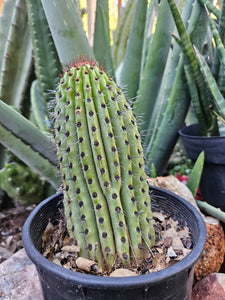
[26,0,61,105]
[41,0,94,65]
[0,0,33,108]
[198,0,221,19]
[112,0,137,69]
[0,100,59,189]
[0,0,17,72]
[134,0,173,134]
[30,80,50,132]
[93,1,114,77]
[120,0,148,100]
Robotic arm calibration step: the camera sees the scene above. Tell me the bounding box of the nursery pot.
[22,186,206,300]
[179,123,225,211]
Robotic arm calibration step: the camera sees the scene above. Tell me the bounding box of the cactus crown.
[53,60,155,272]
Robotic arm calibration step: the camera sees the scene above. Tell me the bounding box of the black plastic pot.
[22,186,206,300]
[179,123,225,211]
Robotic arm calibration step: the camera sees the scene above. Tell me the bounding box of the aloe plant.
[54,61,155,271]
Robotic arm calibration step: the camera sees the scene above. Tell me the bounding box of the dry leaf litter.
[42,210,192,277]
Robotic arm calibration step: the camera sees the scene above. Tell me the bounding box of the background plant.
[168,0,225,137]
[0,0,216,207]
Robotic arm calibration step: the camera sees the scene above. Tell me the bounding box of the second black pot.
[179,123,225,210]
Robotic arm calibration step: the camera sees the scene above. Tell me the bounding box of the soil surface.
[0,198,192,277]
[41,210,192,276]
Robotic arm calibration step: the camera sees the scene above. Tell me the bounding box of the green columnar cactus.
[54,61,155,271]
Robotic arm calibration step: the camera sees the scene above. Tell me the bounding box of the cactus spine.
[54,61,155,271]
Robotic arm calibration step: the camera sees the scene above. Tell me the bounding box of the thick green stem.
[54,62,155,271]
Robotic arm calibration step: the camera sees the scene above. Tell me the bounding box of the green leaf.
[208,13,225,97]
[183,59,208,135]
[0,122,60,189]
[187,151,204,196]
[112,0,137,69]
[198,0,221,19]
[0,0,17,72]
[211,0,225,77]
[194,46,225,120]
[168,0,212,132]
[134,0,173,133]
[150,163,157,178]
[0,100,60,188]
[0,0,33,108]
[145,0,209,173]
[41,0,94,65]
[30,80,50,132]
[120,0,148,100]
[93,2,114,77]
[146,55,191,174]
[26,0,61,104]
[0,100,58,167]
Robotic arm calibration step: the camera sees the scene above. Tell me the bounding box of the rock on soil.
[194,217,225,280]
[147,175,201,212]
[192,273,225,300]
[0,248,43,300]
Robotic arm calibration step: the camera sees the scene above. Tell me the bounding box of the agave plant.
[0,0,214,206]
[168,0,225,137]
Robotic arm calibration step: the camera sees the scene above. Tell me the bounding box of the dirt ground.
[0,200,35,263]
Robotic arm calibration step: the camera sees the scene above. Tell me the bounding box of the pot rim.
[179,123,225,140]
[22,186,206,289]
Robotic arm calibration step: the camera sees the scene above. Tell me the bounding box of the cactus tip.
[61,57,106,76]
[72,56,96,68]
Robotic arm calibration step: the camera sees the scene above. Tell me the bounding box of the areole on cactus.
[53,59,155,272]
